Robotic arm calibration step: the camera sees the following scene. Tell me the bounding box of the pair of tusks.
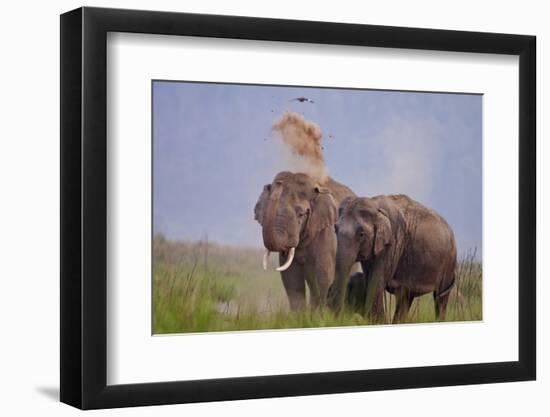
[262,247,296,272]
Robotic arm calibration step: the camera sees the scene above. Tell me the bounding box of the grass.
[152,235,482,334]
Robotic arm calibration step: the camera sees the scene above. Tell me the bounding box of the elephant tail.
[436,271,456,299]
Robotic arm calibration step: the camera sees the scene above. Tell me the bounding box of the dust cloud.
[272,112,328,184]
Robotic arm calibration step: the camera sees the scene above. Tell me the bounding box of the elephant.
[254,171,355,310]
[328,194,457,323]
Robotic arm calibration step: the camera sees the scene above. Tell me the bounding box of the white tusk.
[276,247,295,272]
[262,250,270,270]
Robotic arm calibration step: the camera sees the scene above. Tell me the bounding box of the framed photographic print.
[60,6,536,409]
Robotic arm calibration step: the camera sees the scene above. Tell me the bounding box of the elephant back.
[324,176,356,205]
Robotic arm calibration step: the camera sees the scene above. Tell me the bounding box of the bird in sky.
[290,97,315,103]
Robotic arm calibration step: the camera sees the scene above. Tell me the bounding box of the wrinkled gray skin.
[329,195,457,323]
[255,171,355,310]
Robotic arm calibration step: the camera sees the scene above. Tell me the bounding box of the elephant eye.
[357,227,366,238]
[334,224,339,234]
[264,184,272,192]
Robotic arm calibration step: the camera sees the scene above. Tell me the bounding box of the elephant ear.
[308,187,338,237]
[338,196,355,218]
[374,208,392,256]
[254,184,271,225]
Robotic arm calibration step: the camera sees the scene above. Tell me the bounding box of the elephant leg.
[363,286,386,323]
[362,260,386,323]
[281,268,306,311]
[434,291,450,321]
[305,262,334,309]
[305,275,321,309]
[305,269,330,309]
[368,285,385,323]
[435,270,456,321]
[392,288,413,324]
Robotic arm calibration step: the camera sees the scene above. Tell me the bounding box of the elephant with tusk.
[254,171,355,310]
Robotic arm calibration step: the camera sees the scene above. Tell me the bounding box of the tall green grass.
[152,236,482,334]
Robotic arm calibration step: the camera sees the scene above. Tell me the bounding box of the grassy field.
[153,236,482,334]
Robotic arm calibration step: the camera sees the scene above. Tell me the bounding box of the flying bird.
[290,97,315,103]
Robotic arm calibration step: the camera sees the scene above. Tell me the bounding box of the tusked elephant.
[254,171,355,310]
[328,194,457,323]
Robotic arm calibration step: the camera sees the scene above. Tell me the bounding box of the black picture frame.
[60,6,536,410]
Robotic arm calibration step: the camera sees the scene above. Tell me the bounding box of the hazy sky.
[153,81,482,256]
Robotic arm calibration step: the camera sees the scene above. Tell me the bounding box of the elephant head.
[254,171,337,271]
[328,197,394,315]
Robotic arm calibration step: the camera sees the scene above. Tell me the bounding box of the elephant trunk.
[330,239,357,312]
[261,186,288,252]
